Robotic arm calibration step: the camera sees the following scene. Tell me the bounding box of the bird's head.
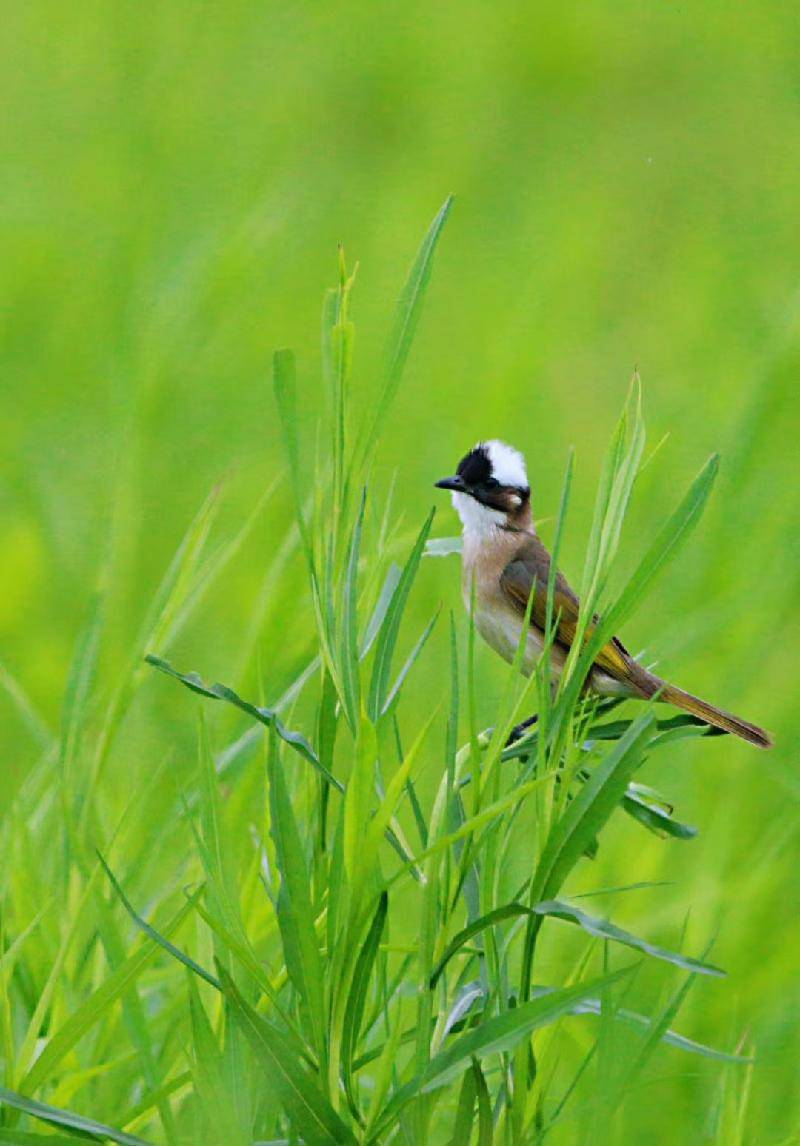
[435,440,531,534]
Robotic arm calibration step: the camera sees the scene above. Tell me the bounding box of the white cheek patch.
[452,491,505,535]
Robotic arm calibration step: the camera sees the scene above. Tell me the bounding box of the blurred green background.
[2,1,799,1141]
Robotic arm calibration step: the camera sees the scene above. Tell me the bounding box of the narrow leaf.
[219,966,357,1145]
[533,900,724,976]
[0,1086,152,1146]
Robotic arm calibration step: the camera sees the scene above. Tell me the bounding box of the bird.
[434,439,772,748]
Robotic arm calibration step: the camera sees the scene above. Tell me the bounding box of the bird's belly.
[471,604,628,696]
[473,606,554,678]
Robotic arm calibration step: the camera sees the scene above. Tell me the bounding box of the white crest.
[483,440,527,488]
[450,439,530,539]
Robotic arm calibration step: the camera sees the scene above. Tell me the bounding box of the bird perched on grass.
[435,440,772,748]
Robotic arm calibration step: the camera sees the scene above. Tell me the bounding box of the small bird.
[435,440,772,748]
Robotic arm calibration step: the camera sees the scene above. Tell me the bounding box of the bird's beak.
[434,475,465,492]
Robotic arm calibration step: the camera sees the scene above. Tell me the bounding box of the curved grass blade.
[382,609,440,716]
[602,454,720,640]
[0,1086,152,1146]
[430,904,535,988]
[341,892,388,1111]
[536,991,752,1063]
[621,790,698,840]
[360,565,401,657]
[267,731,327,1066]
[146,657,420,875]
[339,490,366,732]
[145,655,338,790]
[442,982,485,1041]
[532,711,655,906]
[367,509,435,721]
[0,1132,82,1144]
[218,966,357,1145]
[447,1067,476,1146]
[20,892,196,1096]
[369,967,632,1138]
[98,854,218,988]
[586,712,721,743]
[532,900,724,976]
[359,196,453,457]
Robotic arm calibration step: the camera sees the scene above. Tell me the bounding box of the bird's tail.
[631,668,772,749]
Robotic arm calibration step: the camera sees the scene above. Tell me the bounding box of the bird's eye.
[484,477,500,491]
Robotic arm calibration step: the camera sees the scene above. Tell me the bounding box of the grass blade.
[367,509,435,721]
[0,1088,152,1146]
[359,196,453,458]
[98,854,218,988]
[370,966,632,1137]
[341,891,388,1109]
[532,900,724,976]
[267,730,327,1067]
[219,966,357,1145]
[532,711,655,905]
[20,895,195,1095]
[145,655,337,788]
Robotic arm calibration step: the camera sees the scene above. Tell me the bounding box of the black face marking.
[456,445,492,487]
[443,443,530,516]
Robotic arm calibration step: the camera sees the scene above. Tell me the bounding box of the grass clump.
[0,201,753,1144]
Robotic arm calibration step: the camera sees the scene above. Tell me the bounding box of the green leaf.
[369,966,632,1138]
[20,893,196,1095]
[267,730,327,1065]
[145,655,339,791]
[273,348,311,555]
[218,966,357,1145]
[341,892,388,1109]
[367,509,435,721]
[339,490,366,732]
[0,1086,152,1146]
[531,710,655,905]
[537,990,752,1063]
[146,657,420,875]
[447,1067,476,1146]
[360,565,401,657]
[187,976,232,1146]
[98,854,218,987]
[473,1058,493,1146]
[621,789,698,841]
[602,453,720,638]
[430,903,535,988]
[532,900,724,976]
[424,536,462,558]
[360,196,453,456]
[382,609,440,715]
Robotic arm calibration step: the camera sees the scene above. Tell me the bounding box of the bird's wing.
[499,535,632,680]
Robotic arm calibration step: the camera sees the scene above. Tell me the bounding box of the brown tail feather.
[630,668,772,749]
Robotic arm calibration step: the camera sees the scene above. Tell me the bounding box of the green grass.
[0,202,785,1143]
[2,5,800,1141]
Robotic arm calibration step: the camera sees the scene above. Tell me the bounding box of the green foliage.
[1,70,795,1138]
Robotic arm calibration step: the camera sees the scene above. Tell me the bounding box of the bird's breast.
[461,537,566,678]
[472,603,545,674]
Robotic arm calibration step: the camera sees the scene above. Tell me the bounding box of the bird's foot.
[506,713,539,747]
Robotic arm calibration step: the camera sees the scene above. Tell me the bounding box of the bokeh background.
[2,2,799,1141]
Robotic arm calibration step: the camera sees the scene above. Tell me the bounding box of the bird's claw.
[506,713,539,747]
